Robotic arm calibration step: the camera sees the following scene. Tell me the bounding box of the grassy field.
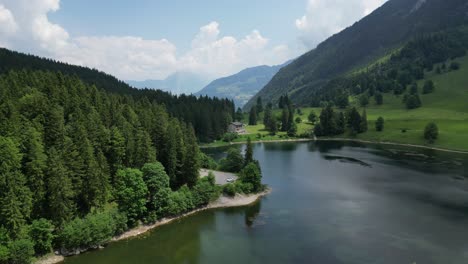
[202,56,468,152]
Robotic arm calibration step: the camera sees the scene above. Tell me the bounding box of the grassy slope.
[352,55,468,151]
[203,56,468,151]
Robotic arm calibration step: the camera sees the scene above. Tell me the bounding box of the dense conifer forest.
[0,49,235,263]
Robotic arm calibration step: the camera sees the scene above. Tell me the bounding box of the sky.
[0,0,387,81]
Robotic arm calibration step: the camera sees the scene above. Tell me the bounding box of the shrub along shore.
[35,189,271,264]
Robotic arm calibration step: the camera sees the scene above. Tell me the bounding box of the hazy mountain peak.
[127,72,209,95]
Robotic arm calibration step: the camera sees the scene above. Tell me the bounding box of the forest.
[0,68,236,263]
[305,27,468,108]
[0,48,235,143]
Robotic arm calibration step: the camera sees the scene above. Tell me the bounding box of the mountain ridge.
[244,0,468,110]
[196,61,291,108]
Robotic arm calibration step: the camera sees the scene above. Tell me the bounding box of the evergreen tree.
[44,105,65,149]
[108,127,126,179]
[376,117,385,132]
[374,92,383,105]
[235,107,243,122]
[22,127,47,218]
[181,125,200,188]
[263,105,272,130]
[46,148,74,226]
[346,107,362,134]
[256,97,263,114]
[244,137,254,166]
[287,121,298,137]
[424,122,439,143]
[281,107,289,131]
[360,109,368,133]
[0,136,32,237]
[423,80,435,94]
[308,111,317,124]
[248,107,257,126]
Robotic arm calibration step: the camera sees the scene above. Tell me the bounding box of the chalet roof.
[231,122,244,126]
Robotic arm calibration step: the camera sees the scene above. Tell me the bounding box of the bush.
[199,152,218,170]
[7,239,34,264]
[218,148,244,173]
[422,80,435,94]
[222,132,238,142]
[58,209,127,252]
[375,117,384,132]
[450,62,460,71]
[165,186,194,216]
[192,174,220,207]
[295,117,302,124]
[223,184,237,197]
[424,122,439,143]
[239,163,262,193]
[114,168,148,226]
[29,219,54,255]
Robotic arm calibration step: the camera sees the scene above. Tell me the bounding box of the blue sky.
[49,0,306,54]
[0,0,386,81]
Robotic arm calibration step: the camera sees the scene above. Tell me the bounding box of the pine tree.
[249,107,257,126]
[263,105,272,131]
[182,125,200,188]
[0,136,32,237]
[44,105,65,149]
[244,137,254,166]
[22,127,47,218]
[281,107,289,131]
[256,97,263,114]
[108,127,126,178]
[235,107,244,122]
[46,148,75,226]
[360,109,368,133]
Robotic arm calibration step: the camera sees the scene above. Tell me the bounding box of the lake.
[64,141,468,264]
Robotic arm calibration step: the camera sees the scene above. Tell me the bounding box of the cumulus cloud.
[295,0,387,49]
[0,0,293,81]
[0,5,17,36]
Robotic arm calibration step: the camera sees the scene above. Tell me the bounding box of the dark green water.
[65,141,468,264]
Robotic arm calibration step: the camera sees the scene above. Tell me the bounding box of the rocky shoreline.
[34,189,271,264]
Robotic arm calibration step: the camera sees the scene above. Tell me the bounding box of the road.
[200,169,238,185]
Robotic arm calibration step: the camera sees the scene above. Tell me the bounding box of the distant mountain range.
[195,61,291,108]
[127,72,209,95]
[244,0,468,110]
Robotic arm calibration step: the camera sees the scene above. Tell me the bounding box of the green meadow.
[203,56,468,152]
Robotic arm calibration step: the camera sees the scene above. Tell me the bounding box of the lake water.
[65,141,468,264]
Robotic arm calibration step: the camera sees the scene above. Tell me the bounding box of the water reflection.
[244,201,262,227]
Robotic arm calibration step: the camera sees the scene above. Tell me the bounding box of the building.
[228,122,246,134]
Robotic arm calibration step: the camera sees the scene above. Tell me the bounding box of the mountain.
[0,47,134,95]
[244,0,468,110]
[127,72,209,95]
[196,62,290,108]
[0,47,234,142]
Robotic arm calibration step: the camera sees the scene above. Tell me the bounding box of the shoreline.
[202,137,468,154]
[36,189,271,264]
[317,138,468,155]
[112,189,271,242]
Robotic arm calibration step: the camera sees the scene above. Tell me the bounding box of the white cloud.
[0,5,17,36]
[0,0,293,81]
[295,0,387,49]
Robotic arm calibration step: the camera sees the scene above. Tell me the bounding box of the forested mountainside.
[0,48,235,142]
[244,0,468,109]
[196,62,289,108]
[0,66,235,261]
